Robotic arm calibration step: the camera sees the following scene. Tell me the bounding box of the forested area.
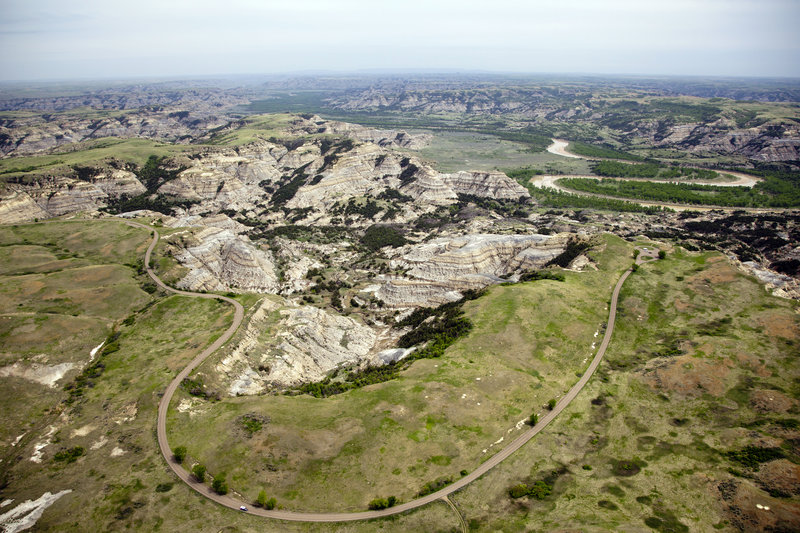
[591,161,718,180]
[567,141,644,161]
[558,176,800,207]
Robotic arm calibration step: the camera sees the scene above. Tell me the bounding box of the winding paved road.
[128,219,642,522]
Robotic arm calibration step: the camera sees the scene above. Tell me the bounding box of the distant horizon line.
[2,69,800,86]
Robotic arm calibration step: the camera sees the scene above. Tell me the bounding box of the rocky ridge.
[0,111,232,157]
[373,233,567,307]
[212,297,392,393]
[173,226,280,293]
[286,114,432,149]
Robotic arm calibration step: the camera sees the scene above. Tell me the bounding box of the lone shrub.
[191,463,206,482]
[172,446,187,464]
[53,446,84,463]
[368,498,389,510]
[527,480,552,500]
[508,480,552,500]
[508,484,529,499]
[211,473,228,495]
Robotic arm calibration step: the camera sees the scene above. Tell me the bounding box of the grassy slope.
[2,220,796,531]
[450,245,800,532]
[165,235,632,513]
[0,138,195,178]
[0,219,465,533]
[0,221,152,446]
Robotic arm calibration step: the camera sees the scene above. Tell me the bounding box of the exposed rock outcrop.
[287,115,432,149]
[441,171,529,199]
[0,191,49,223]
[175,227,280,293]
[215,298,382,392]
[0,171,145,223]
[375,233,566,307]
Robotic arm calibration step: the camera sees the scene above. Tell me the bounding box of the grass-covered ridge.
[166,235,634,513]
[448,245,800,532]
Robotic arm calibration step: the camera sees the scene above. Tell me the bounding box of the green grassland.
[0,138,193,180]
[165,235,632,513]
[0,221,156,446]
[2,218,797,531]
[415,130,592,174]
[0,219,468,532]
[199,113,296,146]
[449,246,800,532]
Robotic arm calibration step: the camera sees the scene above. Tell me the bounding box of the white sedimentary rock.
[376,233,566,307]
[175,227,280,293]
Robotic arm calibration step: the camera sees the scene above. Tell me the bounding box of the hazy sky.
[1,0,798,81]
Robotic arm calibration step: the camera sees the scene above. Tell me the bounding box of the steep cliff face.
[374,233,566,307]
[286,143,396,210]
[0,190,49,223]
[441,171,530,199]
[632,120,800,162]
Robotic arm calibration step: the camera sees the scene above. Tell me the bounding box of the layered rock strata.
[215,298,383,393]
[374,233,567,307]
[174,227,280,293]
[287,115,432,149]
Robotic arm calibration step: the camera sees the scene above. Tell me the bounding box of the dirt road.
[129,219,640,522]
[545,138,761,188]
[546,139,583,159]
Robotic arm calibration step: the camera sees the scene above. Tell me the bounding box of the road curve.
[545,138,761,188]
[130,220,637,522]
[546,139,584,159]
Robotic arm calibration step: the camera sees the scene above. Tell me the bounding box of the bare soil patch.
[641,354,731,397]
[673,296,691,312]
[624,296,648,322]
[750,389,796,414]
[756,459,800,497]
[736,352,773,378]
[716,478,800,532]
[688,258,738,290]
[758,312,800,341]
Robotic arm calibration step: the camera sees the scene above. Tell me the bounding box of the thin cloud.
[1,0,798,80]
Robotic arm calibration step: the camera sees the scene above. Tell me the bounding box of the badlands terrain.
[0,75,798,532]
